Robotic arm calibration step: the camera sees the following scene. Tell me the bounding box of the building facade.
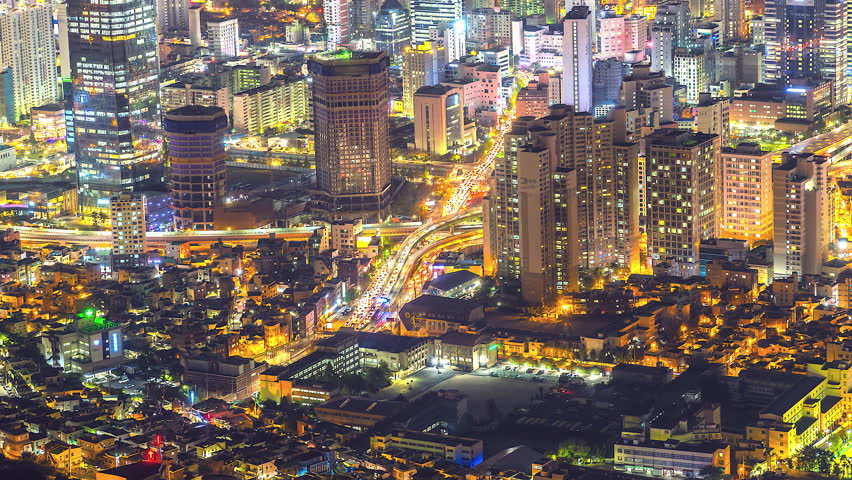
[109,193,148,269]
[646,130,720,276]
[165,106,228,231]
[0,3,57,124]
[561,6,593,113]
[720,143,773,243]
[67,0,162,215]
[413,85,463,156]
[309,51,392,219]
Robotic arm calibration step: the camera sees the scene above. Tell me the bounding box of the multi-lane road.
[10,222,425,249]
[349,103,514,328]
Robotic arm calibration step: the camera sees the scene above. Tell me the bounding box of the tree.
[794,445,834,473]
[699,465,724,480]
[553,439,592,464]
[539,357,556,369]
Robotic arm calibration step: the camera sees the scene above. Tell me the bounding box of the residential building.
[673,49,709,105]
[110,193,148,269]
[331,219,363,255]
[562,6,593,113]
[232,77,308,134]
[646,130,721,276]
[207,18,239,59]
[619,65,675,126]
[156,0,189,33]
[324,0,350,47]
[493,105,640,302]
[0,3,56,123]
[720,143,773,243]
[773,152,832,277]
[160,83,229,115]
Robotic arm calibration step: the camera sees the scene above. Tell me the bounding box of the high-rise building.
[350,0,378,39]
[68,0,162,217]
[650,1,690,77]
[646,130,720,276]
[189,5,202,48]
[493,105,640,303]
[494,116,567,304]
[161,82,229,115]
[674,48,709,104]
[773,152,832,277]
[156,0,189,34]
[624,14,648,61]
[765,0,848,105]
[0,3,57,124]
[165,106,228,231]
[430,20,466,63]
[402,42,442,116]
[500,0,545,15]
[593,58,626,116]
[720,143,773,243]
[207,18,239,59]
[324,0,350,48]
[232,77,309,135]
[110,193,148,269]
[695,94,730,145]
[375,0,411,59]
[411,0,463,45]
[413,85,464,156]
[599,13,626,60]
[619,65,675,126]
[562,6,593,113]
[309,51,392,219]
[466,8,495,50]
[717,0,745,41]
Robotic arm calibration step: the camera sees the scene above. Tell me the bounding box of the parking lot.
[474,363,610,387]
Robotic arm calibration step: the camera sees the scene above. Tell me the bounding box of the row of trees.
[793,445,852,479]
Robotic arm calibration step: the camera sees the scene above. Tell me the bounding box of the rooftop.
[358,332,429,353]
[401,295,482,316]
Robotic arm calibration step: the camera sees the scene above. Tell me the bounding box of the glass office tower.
[67,0,162,217]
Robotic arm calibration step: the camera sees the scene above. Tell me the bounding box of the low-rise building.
[315,397,405,429]
[370,430,484,467]
[181,354,266,401]
[614,440,731,477]
[358,332,433,375]
[435,331,498,371]
[398,295,485,337]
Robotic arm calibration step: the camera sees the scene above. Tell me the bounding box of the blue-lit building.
[67,0,162,217]
[374,0,410,60]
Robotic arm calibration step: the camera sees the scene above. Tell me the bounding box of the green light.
[488,344,499,351]
[83,308,95,319]
[94,317,105,327]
